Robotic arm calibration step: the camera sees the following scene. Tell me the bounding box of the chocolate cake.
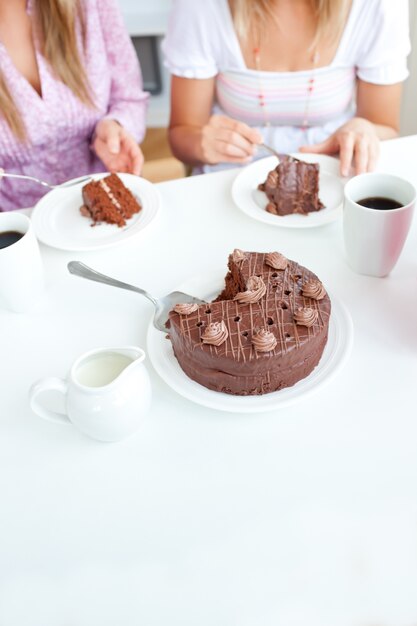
[259,156,324,216]
[167,250,331,396]
[81,173,141,227]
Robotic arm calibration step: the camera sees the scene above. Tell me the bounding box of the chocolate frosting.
[265,252,288,270]
[233,275,266,304]
[302,280,326,300]
[232,249,247,263]
[99,179,122,209]
[81,173,141,228]
[201,321,229,346]
[259,156,324,216]
[294,307,318,327]
[265,170,278,187]
[168,251,331,396]
[252,329,278,353]
[174,303,199,315]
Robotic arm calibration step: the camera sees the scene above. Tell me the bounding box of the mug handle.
[29,377,71,425]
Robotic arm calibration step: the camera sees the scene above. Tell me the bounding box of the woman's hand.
[200,114,263,164]
[299,117,380,177]
[93,119,144,176]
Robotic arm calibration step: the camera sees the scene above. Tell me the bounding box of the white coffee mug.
[343,173,416,277]
[29,346,152,442]
[0,212,45,312]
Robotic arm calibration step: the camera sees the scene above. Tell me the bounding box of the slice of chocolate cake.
[81,173,142,227]
[259,156,324,216]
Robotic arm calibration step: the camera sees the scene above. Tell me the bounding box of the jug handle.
[29,377,71,425]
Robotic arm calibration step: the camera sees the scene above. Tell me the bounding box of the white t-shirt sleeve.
[162,0,219,79]
[356,0,410,84]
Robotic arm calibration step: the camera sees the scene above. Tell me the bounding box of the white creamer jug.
[29,346,151,442]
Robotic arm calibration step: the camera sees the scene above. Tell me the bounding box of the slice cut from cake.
[81,173,142,227]
[258,156,324,216]
[167,250,331,396]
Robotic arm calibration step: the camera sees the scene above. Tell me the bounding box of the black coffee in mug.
[0,230,24,249]
[357,196,403,210]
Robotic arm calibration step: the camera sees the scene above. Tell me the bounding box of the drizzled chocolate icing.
[174,303,199,315]
[167,251,331,396]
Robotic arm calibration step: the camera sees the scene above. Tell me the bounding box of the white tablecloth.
[1,136,417,626]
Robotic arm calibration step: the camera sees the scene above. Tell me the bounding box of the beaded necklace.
[253,45,320,131]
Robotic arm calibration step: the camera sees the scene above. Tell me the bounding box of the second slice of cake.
[81,173,142,227]
[258,156,324,216]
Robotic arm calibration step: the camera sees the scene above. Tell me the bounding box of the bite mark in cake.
[81,173,142,227]
[259,156,324,216]
[233,275,266,304]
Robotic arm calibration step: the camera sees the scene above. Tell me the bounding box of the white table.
[1,136,417,626]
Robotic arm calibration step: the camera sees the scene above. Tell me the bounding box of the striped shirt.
[216,66,356,127]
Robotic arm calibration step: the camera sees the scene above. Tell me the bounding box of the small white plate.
[231,153,345,229]
[146,278,353,413]
[31,173,160,251]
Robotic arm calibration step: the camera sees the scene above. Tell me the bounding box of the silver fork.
[260,143,290,162]
[68,261,207,332]
[0,168,92,189]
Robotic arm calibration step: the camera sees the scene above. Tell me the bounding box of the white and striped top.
[163,0,410,172]
[215,66,356,127]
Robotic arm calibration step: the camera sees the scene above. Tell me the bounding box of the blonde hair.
[231,0,350,48]
[0,0,94,141]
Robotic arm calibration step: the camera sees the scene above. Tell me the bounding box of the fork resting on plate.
[68,261,206,332]
[0,167,92,190]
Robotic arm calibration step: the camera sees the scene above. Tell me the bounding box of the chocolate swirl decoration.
[252,329,278,353]
[302,279,327,300]
[265,252,288,270]
[232,249,247,263]
[233,275,267,304]
[294,307,318,327]
[201,321,229,346]
[266,203,278,215]
[173,303,199,315]
[266,170,278,187]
